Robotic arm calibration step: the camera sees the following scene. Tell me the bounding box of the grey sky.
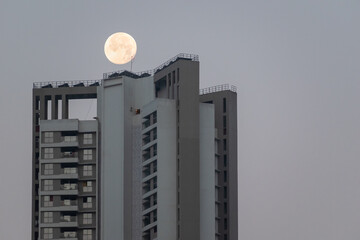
[1,0,360,239]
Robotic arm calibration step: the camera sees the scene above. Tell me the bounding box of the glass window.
[224,171,227,183]
[83,149,93,160]
[83,229,92,240]
[44,132,53,143]
[64,136,76,142]
[83,134,93,144]
[43,228,53,239]
[83,181,92,192]
[44,164,53,175]
[83,165,92,176]
[83,197,92,208]
[44,180,53,191]
[43,196,53,207]
[223,98,226,113]
[44,148,54,159]
[43,212,53,223]
[83,213,92,224]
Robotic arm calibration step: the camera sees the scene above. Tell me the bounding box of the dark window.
[177,68,180,83]
[224,218,228,230]
[224,155,227,167]
[224,171,227,183]
[224,202,227,214]
[224,186,227,199]
[223,139,227,151]
[224,234,228,240]
[223,98,226,113]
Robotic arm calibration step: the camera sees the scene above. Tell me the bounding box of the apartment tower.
[32,54,238,240]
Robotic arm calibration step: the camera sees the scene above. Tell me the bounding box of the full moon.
[104,32,137,65]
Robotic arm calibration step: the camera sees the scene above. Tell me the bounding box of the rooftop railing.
[199,84,237,95]
[33,80,102,89]
[153,53,199,74]
[103,53,199,79]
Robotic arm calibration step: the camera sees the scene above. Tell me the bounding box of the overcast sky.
[1,0,360,239]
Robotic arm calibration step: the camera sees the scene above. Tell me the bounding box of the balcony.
[42,136,79,148]
[40,168,78,180]
[41,200,78,211]
[40,216,78,228]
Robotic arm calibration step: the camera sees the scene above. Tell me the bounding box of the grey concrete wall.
[199,103,216,240]
[200,90,238,240]
[98,75,155,240]
[154,59,200,240]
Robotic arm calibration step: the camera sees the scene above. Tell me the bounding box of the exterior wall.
[200,90,238,240]
[142,99,177,240]
[154,58,200,240]
[199,103,216,240]
[32,85,97,240]
[97,75,154,240]
[38,119,98,240]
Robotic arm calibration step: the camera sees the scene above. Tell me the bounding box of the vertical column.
[62,95,68,119]
[40,95,46,120]
[51,95,58,120]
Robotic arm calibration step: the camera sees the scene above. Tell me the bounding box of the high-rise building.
[32,53,237,240]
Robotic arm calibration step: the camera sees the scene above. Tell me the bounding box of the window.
[43,196,53,207]
[83,134,93,144]
[64,167,76,174]
[44,164,53,175]
[83,229,92,240]
[63,199,71,206]
[223,98,226,113]
[83,197,92,208]
[224,171,227,183]
[64,136,76,142]
[224,202,228,214]
[223,139,227,151]
[223,155,227,167]
[83,166,92,176]
[152,111,157,124]
[83,181,92,192]
[43,228,53,239]
[44,180,53,191]
[44,132,53,143]
[44,148,54,159]
[224,218,228,230]
[83,213,92,224]
[224,234,228,240]
[223,115,227,135]
[83,149,93,160]
[43,212,53,223]
[224,186,227,199]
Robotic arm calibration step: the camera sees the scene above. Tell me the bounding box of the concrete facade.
[32,54,238,240]
[200,88,238,240]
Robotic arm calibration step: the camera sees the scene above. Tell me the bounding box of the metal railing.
[199,84,237,95]
[153,53,199,74]
[33,80,102,89]
[103,53,199,79]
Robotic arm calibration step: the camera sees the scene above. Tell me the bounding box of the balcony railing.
[60,184,78,190]
[60,200,78,207]
[62,152,78,158]
[61,232,77,238]
[199,84,237,95]
[60,216,77,223]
